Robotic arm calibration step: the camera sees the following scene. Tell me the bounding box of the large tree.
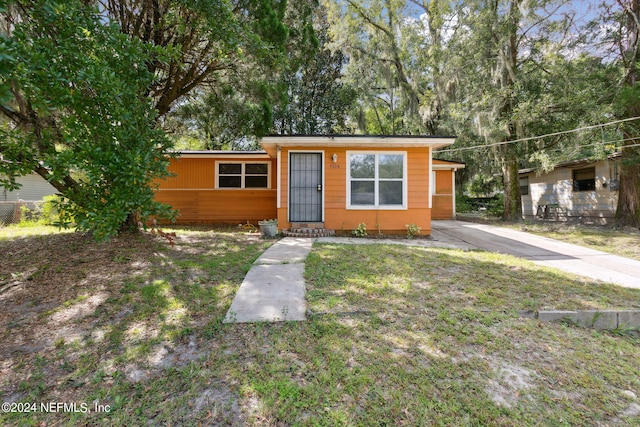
[272,4,357,135]
[99,0,290,119]
[445,0,581,221]
[160,0,312,149]
[607,0,640,227]
[325,0,458,135]
[1,0,290,237]
[1,0,173,239]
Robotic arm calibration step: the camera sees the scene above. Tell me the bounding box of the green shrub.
[487,194,505,217]
[456,194,474,213]
[17,195,65,227]
[18,205,38,227]
[406,223,421,239]
[39,195,63,225]
[352,223,367,237]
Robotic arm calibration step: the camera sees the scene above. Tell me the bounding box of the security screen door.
[289,153,323,222]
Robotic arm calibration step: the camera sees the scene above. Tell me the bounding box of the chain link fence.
[0,201,44,225]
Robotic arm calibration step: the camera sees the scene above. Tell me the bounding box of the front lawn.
[1,228,639,426]
[516,223,640,262]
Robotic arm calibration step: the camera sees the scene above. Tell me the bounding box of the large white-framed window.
[215,161,270,189]
[347,151,407,209]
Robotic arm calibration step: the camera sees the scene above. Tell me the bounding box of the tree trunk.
[501,146,522,222]
[615,146,640,227]
[119,212,140,234]
[616,0,640,227]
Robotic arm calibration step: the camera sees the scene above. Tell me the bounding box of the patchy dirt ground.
[1,233,153,357]
[0,227,270,425]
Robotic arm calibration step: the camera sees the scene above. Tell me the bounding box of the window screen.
[348,153,405,207]
[217,163,269,189]
[573,168,595,192]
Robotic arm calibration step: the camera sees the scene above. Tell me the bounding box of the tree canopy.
[1,0,174,239]
[0,0,292,238]
[2,0,640,230]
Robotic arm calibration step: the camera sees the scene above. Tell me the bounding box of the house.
[155,135,460,235]
[519,153,620,224]
[432,159,466,220]
[0,173,59,223]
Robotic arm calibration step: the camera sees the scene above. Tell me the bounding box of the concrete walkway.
[225,221,639,323]
[431,220,640,289]
[223,238,314,323]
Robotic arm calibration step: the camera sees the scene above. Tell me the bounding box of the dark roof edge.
[169,150,267,155]
[264,134,457,139]
[433,158,466,165]
[518,152,621,174]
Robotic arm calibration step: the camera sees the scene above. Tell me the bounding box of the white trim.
[156,188,273,191]
[432,163,465,170]
[452,171,457,218]
[428,148,433,209]
[288,150,325,222]
[214,160,271,190]
[174,152,270,159]
[276,148,282,209]
[260,136,455,157]
[346,151,408,210]
[431,171,436,200]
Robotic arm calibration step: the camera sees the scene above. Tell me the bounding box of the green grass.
[1,228,639,426]
[515,223,640,262]
[0,224,73,241]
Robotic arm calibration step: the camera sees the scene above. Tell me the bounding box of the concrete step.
[290,222,325,229]
[282,228,335,238]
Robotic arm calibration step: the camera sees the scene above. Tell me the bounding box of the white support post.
[276,148,281,209]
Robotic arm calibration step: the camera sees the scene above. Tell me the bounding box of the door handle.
[317,184,322,191]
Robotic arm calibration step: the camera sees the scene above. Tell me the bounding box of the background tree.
[272,4,357,135]
[326,0,419,134]
[599,0,640,227]
[162,0,311,148]
[100,0,290,119]
[1,0,173,239]
[442,0,589,221]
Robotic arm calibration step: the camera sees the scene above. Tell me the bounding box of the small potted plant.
[258,218,278,238]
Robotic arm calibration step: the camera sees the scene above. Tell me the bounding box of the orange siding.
[156,189,276,224]
[435,169,453,194]
[432,169,454,219]
[155,150,449,229]
[160,158,215,189]
[155,157,277,224]
[432,195,454,219]
[279,147,432,234]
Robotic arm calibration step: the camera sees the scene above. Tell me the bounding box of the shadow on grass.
[0,228,272,426]
[2,235,639,426]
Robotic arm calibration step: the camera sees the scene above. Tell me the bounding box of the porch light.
[332,153,338,163]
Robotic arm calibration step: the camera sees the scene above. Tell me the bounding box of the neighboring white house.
[519,154,620,225]
[1,173,59,223]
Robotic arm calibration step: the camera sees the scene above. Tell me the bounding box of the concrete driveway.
[432,220,640,289]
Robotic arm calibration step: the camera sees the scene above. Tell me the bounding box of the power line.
[563,135,640,150]
[435,116,640,153]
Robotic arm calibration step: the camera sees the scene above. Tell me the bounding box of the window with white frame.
[348,152,406,208]
[217,162,269,189]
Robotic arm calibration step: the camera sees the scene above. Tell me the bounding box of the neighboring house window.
[347,152,406,208]
[573,168,595,192]
[519,176,529,196]
[217,162,269,189]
